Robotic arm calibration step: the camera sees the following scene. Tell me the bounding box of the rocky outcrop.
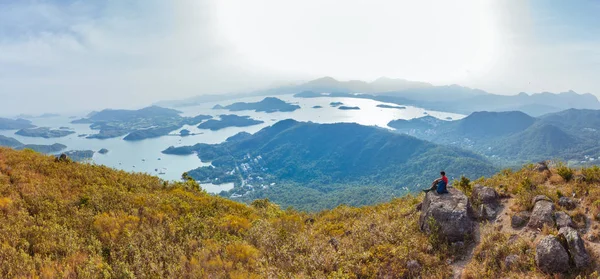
[555,211,574,228]
[559,226,590,269]
[535,236,570,274]
[419,188,474,242]
[471,185,500,220]
[511,211,531,229]
[558,197,577,210]
[527,196,555,229]
[534,161,549,172]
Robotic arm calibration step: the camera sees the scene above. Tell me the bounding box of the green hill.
[165,120,497,210]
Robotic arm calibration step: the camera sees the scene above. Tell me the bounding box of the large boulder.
[535,236,570,274]
[528,196,555,229]
[555,211,574,229]
[419,188,474,242]
[471,185,500,220]
[559,226,590,269]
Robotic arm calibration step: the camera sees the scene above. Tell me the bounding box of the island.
[376,104,406,109]
[59,126,72,130]
[197,115,264,131]
[15,127,75,138]
[215,97,300,113]
[17,143,67,153]
[180,129,191,136]
[330,102,344,107]
[98,148,109,154]
[62,150,95,162]
[0,135,68,153]
[124,125,181,141]
[312,105,323,109]
[71,106,212,140]
[338,106,360,110]
[0,117,35,130]
[212,104,225,109]
[445,117,453,120]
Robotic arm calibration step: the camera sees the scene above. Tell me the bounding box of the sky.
[1,0,599,116]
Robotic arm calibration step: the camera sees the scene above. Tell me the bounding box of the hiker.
[422,171,449,194]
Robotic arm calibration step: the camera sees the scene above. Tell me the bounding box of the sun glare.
[213,0,499,83]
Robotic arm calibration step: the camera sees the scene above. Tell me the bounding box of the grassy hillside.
[0,147,453,278]
[3,148,600,277]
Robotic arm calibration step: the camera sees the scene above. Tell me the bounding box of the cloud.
[0,0,269,116]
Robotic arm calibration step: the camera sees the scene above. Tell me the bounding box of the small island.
[377,104,406,109]
[180,129,191,136]
[198,115,264,131]
[16,127,75,138]
[330,102,344,107]
[338,106,360,110]
[59,126,72,130]
[0,117,35,130]
[98,148,109,154]
[216,97,300,113]
[294,91,323,98]
[445,117,453,120]
[212,104,225,109]
[312,105,323,109]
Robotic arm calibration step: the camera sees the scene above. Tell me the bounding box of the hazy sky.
[1,0,599,115]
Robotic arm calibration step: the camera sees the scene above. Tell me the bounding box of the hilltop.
[2,148,600,277]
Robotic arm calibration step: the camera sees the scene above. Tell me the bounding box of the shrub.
[556,162,574,182]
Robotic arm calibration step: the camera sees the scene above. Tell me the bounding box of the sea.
[0,94,464,193]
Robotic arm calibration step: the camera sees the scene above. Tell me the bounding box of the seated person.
[422,171,449,194]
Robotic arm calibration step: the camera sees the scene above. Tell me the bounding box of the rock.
[555,211,574,228]
[418,188,474,242]
[415,202,422,211]
[558,197,577,210]
[406,260,421,275]
[559,226,590,269]
[528,198,555,229]
[534,161,549,172]
[511,211,531,228]
[535,236,570,274]
[471,185,501,220]
[471,185,500,204]
[504,254,520,269]
[532,195,552,204]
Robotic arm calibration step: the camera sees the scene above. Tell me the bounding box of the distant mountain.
[0,118,35,130]
[156,77,432,107]
[164,120,497,210]
[388,109,600,163]
[217,97,300,113]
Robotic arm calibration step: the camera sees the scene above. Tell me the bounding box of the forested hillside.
[164,120,497,210]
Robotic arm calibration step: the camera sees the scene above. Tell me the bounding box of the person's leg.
[422,181,437,193]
